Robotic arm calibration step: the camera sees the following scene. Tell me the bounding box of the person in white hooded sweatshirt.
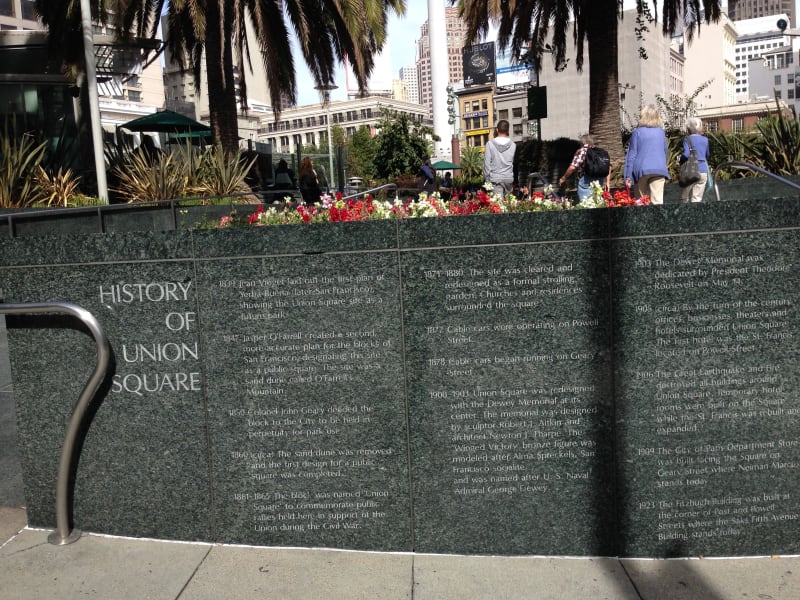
[483,119,516,195]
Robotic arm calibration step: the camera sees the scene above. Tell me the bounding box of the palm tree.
[37,1,405,153]
[459,0,722,160]
[154,0,406,152]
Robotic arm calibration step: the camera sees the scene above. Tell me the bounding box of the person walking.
[680,117,711,203]
[624,105,670,204]
[298,157,322,204]
[483,119,516,195]
[559,133,610,201]
[419,158,435,193]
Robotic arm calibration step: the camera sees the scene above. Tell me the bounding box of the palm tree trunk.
[587,3,623,162]
[205,0,240,153]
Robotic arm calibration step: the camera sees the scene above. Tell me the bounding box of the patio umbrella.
[431,160,462,170]
[120,110,211,134]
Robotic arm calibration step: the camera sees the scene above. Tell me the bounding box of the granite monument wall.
[0,198,798,557]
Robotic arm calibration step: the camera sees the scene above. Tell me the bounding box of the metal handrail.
[1,192,259,238]
[714,160,800,194]
[340,183,398,202]
[0,302,110,545]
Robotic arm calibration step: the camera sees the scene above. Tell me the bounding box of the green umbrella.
[120,110,211,134]
[431,160,462,170]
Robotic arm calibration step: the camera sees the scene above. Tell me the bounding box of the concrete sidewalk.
[1,507,799,600]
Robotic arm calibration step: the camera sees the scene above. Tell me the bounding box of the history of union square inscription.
[615,231,800,557]
[195,253,411,550]
[403,243,616,555]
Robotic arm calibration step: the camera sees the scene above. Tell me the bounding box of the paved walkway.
[0,509,799,600]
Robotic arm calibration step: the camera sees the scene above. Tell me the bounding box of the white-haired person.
[680,117,710,203]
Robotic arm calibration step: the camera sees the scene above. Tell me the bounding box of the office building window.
[498,109,509,120]
[0,0,13,17]
[22,0,36,20]
[512,107,523,118]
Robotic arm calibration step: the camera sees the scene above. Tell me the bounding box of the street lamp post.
[79,0,108,202]
[315,84,338,193]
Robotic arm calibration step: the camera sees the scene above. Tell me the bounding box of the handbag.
[679,136,701,187]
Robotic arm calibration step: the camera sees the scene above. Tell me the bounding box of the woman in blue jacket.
[680,117,711,203]
[624,104,670,204]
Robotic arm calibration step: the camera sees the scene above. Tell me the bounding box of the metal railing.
[1,192,259,238]
[713,160,800,198]
[340,183,398,202]
[0,302,110,545]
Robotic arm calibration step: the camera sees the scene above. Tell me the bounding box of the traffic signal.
[528,86,547,120]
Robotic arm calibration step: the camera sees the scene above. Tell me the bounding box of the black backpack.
[584,146,610,178]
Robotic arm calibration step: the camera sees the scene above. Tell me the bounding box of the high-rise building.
[399,65,419,104]
[681,11,738,109]
[728,0,795,24]
[416,6,468,113]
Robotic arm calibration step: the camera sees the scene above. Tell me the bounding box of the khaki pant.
[636,175,666,205]
[680,172,708,203]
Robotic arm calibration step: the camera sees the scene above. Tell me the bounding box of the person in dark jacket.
[298,157,322,204]
[419,159,435,193]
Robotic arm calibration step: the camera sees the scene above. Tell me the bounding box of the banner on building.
[463,42,496,87]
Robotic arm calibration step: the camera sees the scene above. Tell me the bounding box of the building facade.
[0,0,36,29]
[455,84,494,149]
[256,96,431,156]
[697,97,791,132]
[733,14,794,100]
[681,11,737,109]
[415,6,468,115]
[728,0,795,24]
[399,65,419,104]
[0,6,164,140]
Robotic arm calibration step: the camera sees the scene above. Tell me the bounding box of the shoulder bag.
[679,136,701,187]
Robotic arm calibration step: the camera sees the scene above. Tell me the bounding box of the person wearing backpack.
[559,134,610,200]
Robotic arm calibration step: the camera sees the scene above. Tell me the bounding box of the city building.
[399,65,419,104]
[537,9,678,140]
[0,4,164,138]
[746,41,800,113]
[0,0,36,29]
[492,87,530,142]
[454,84,494,149]
[697,97,791,131]
[680,11,737,109]
[728,0,795,24]
[415,6,468,114]
[256,96,431,156]
[733,14,794,101]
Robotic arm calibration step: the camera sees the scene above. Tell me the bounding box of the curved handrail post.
[0,302,110,545]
